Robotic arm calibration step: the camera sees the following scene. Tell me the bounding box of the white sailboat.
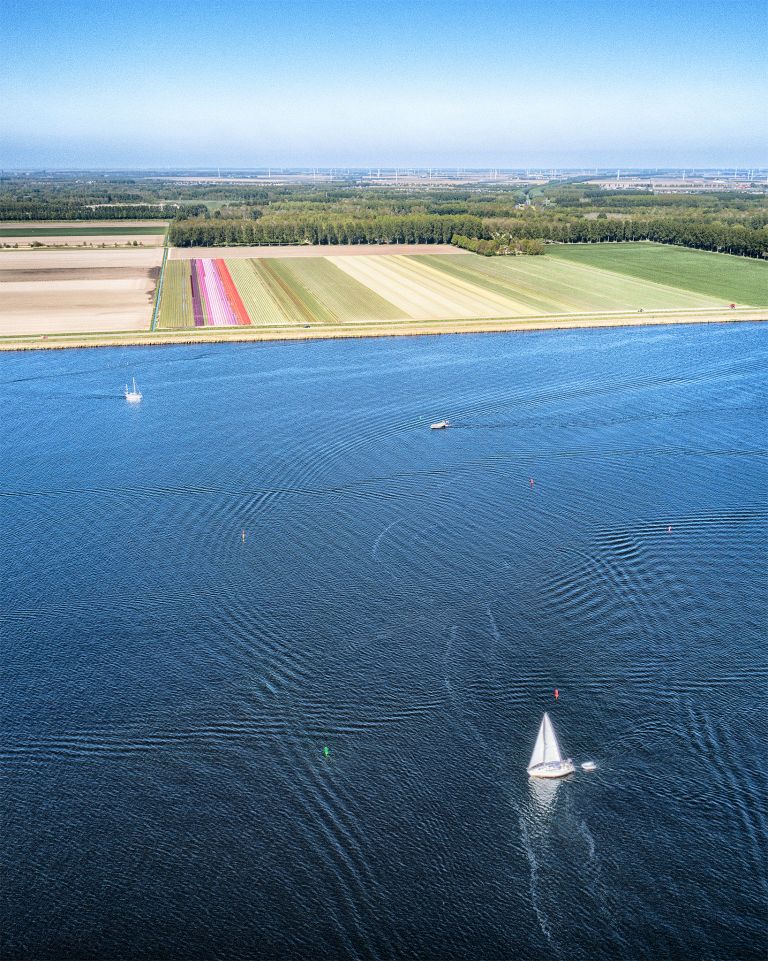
[527,711,575,779]
[124,378,142,404]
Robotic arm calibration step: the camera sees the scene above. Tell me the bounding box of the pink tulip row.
[192,259,239,326]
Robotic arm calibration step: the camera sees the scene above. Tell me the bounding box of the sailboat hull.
[527,759,576,779]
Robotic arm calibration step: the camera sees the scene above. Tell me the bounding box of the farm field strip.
[0,245,162,335]
[444,254,723,312]
[169,243,464,260]
[0,225,167,237]
[547,243,768,305]
[414,254,577,313]
[328,255,476,319]
[282,258,406,322]
[262,259,334,324]
[0,248,163,270]
[453,256,622,311]
[253,259,315,325]
[0,283,156,335]
[225,260,292,326]
[0,234,165,247]
[390,255,530,315]
[328,254,509,319]
[157,261,193,329]
[509,254,725,309]
[431,255,629,312]
[0,278,150,295]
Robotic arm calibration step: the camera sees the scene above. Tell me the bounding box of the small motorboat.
[527,712,575,779]
[124,378,142,404]
[430,420,450,430]
[581,761,597,772]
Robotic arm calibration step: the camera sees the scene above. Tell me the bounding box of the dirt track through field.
[0,267,159,283]
[170,243,466,261]
[0,220,167,229]
[0,249,164,270]
[1,234,164,247]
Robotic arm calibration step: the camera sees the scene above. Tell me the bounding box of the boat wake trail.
[442,626,457,700]
[575,814,618,924]
[682,699,768,894]
[519,816,560,953]
[371,518,403,562]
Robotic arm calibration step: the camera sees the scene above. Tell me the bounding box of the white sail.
[125,377,142,403]
[543,713,564,764]
[527,712,564,771]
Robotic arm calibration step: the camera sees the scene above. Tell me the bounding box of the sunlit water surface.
[2,325,766,960]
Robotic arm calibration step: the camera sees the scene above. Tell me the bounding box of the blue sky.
[1,0,765,168]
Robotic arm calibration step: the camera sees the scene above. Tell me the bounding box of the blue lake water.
[2,324,767,960]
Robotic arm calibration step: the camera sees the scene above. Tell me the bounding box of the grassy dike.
[1,307,764,351]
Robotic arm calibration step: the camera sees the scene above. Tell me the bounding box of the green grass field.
[0,225,168,237]
[547,243,768,306]
[416,253,723,313]
[155,246,766,330]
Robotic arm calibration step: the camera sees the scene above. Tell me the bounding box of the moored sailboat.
[527,711,575,779]
[124,378,142,403]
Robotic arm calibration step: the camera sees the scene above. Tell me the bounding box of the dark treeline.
[545,186,767,214]
[171,210,766,258]
[0,202,205,221]
[169,214,485,246]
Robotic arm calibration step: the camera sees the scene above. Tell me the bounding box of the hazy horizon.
[1,0,766,169]
[2,166,766,175]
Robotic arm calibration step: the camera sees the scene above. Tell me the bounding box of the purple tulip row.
[189,260,205,327]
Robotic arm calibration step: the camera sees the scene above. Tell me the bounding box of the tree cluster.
[487,214,768,258]
[169,214,485,247]
[451,235,544,256]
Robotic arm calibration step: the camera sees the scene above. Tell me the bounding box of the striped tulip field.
[192,258,250,327]
[155,258,257,329]
[155,246,747,332]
